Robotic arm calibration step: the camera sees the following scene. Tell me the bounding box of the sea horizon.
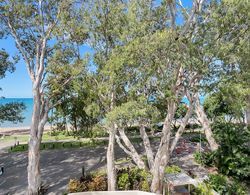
[0,96,205,128]
[0,98,33,128]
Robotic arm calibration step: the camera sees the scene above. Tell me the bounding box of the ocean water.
[0,98,33,127]
[0,96,205,128]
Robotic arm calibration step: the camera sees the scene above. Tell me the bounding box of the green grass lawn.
[9,139,108,152]
[1,132,76,144]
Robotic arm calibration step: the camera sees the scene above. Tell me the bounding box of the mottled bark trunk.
[107,127,117,191]
[118,128,146,169]
[195,95,219,151]
[151,101,176,193]
[27,137,41,195]
[139,125,154,170]
[107,91,117,191]
[27,85,49,194]
[170,97,194,154]
[27,90,41,195]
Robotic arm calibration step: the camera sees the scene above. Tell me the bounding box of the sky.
[0,38,32,98]
[0,38,92,98]
[0,1,192,98]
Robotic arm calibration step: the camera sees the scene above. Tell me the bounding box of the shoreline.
[0,125,51,135]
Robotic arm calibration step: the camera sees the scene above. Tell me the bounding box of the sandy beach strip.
[0,125,51,135]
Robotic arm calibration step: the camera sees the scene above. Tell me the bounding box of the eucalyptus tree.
[105,0,209,193]
[202,0,250,126]
[0,1,82,193]
[84,0,128,190]
[180,0,249,153]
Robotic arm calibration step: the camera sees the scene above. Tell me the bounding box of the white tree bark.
[118,128,146,169]
[150,101,176,193]
[170,96,194,154]
[195,94,219,151]
[107,127,117,191]
[139,124,154,171]
[107,91,117,191]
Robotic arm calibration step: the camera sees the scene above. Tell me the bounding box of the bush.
[194,151,217,167]
[192,183,213,195]
[192,174,247,195]
[68,167,151,193]
[68,179,85,193]
[117,167,151,191]
[213,122,250,179]
[207,174,247,195]
[87,175,107,191]
[190,135,207,143]
[165,165,182,174]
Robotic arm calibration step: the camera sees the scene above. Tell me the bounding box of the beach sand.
[0,125,51,135]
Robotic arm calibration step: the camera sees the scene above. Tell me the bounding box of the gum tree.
[84,0,127,190]
[105,0,209,192]
[0,1,77,193]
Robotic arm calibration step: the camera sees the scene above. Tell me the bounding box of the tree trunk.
[151,101,176,193]
[27,137,41,195]
[170,98,194,154]
[107,126,117,191]
[27,90,41,194]
[195,95,219,151]
[139,124,154,170]
[118,128,146,169]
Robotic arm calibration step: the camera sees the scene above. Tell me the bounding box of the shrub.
[194,151,217,167]
[207,174,247,195]
[192,183,213,195]
[164,165,182,174]
[68,167,152,193]
[213,122,250,179]
[117,172,130,190]
[68,179,85,193]
[117,167,151,191]
[87,175,107,191]
[190,135,207,143]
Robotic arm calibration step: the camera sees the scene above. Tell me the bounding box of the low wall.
[69,191,157,195]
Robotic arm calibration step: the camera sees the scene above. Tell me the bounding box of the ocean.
[0,96,205,128]
[0,98,33,127]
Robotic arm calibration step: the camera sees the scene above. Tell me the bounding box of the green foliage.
[117,172,130,190]
[106,100,160,128]
[204,83,248,122]
[164,165,182,174]
[213,122,250,179]
[0,50,24,124]
[9,140,107,153]
[0,102,26,124]
[194,151,217,167]
[190,135,207,143]
[193,174,247,195]
[192,183,213,195]
[68,167,151,193]
[208,174,228,193]
[0,50,17,79]
[207,174,247,195]
[195,122,250,180]
[117,167,151,191]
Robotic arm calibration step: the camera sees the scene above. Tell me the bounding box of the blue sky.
[0,38,32,98]
[0,38,92,98]
[0,1,192,98]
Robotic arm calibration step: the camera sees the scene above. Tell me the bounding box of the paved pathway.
[0,147,110,195]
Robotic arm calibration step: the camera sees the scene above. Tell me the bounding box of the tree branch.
[6,19,35,82]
